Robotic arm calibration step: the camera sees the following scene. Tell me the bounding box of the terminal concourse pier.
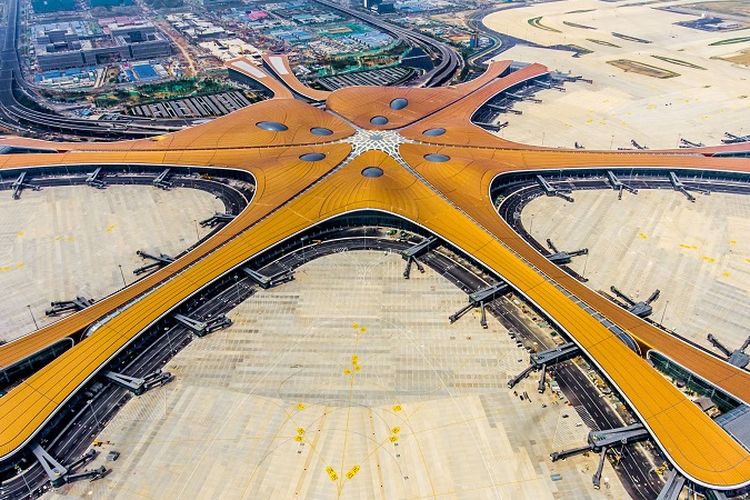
[0,58,749,498]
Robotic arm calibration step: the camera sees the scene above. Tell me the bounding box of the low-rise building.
[33,20,171,71]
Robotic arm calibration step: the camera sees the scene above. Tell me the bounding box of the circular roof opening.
[423,127,446,137]
[310,127,333,136]
[361,166,384,178]
[424,153,450,162]
[370,115,389,126]
[299,152,326,162]
[256,121,288,132]
[390,98,408,110]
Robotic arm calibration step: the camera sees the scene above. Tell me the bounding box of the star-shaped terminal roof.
[0,59,749,490]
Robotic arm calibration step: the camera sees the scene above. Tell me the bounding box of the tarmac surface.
[483,0,750,149]
[522,189,750,353]
[49,251,630,499]
[0,185,223,342]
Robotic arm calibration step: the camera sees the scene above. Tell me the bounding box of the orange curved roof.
[0,61,749,490]
[326,60,514,130]
[261,53,331,102]
[226,57,295,99]
[400,63,549,149]
[0,143,353,369]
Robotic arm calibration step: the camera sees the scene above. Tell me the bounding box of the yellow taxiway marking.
[326,466,339,482]
[345,465,360,480]
[0,262,24,273]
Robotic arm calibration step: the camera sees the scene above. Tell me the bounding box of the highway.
[465,7,504,70]
[312,0,462,87]
[0,0,182,139]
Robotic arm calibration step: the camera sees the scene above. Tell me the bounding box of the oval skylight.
[423,128,446,137]
[361,167,384,178]
[256,121,288,132]
[390,98,408,110]
[299,153,326,162]
[310,127,333,136]
[424,153,450,162]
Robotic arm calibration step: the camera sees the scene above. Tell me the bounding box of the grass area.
[587,38,621,48]
[563,44,594,57]
[709,36,750,46]
[612,32,652,43]
[315,40,405,77]
[715,49,750,66]
[651,55,706,70]
[607,59,680,78]
[563,20,596,30]
[94,78,232,108]
[528,16,562,33]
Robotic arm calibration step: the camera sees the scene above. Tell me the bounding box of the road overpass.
[0,0,186,139]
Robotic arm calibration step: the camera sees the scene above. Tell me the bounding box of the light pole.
[14,465,32,496]
[582,251,589,279]
[87,399,101,428]
[193,219,200,240]
[118,264,126,287]
[26,305,38,330]
[660,300,670,326]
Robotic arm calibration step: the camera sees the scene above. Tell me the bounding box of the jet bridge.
[669,172,709,202]
[679,138,704,148]
[200,212,236,228]
[11,172,40,199]
[656,470,686,500]
[85,167,107,189]
[474,120,508,132]
[401,236,437,279]
[65,465,109,484]
[449,282,510,328]
[134,250,175,275]
[174,313,232,337]
[707,333,750,369]
[242,266,294,289]
[545,239,588,265]
[536,175,574,202]
[486,103,522,115]
[45,296,95,316]
[30,443,68,487]
[104,369,173,395]
[507,92,542,103]
[508,342,579,393]
[609,286,660,318]
[606,171,638,199]
[722,132,750,144]
[550,423,649,488]
[152,168,173,190]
